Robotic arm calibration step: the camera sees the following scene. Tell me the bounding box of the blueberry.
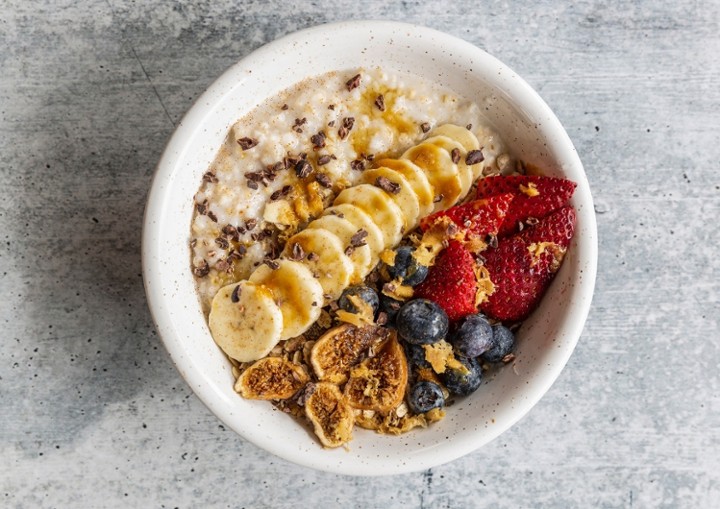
[441,355,482,396]
[407,381,445,414]
[338,285,379,315]
[482,324,515,362]
[452,314,494,358]
[403,341,430,369]
[396,299,449,345]
[385,246,428,287]
[379,294,403,323]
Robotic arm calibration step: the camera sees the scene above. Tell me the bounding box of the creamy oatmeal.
[190,67,505,312]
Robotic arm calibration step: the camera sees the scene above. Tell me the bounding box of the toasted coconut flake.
[423,340,468,375]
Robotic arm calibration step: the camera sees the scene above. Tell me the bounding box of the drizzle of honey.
[348,83,418,159]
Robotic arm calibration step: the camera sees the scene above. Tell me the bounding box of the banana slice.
[322,204,385,269]
[423,135,474,198]
[359,167,421,230]
[374,158,435,218]
[283,228,354,300]
[248,259,323,341]
[429,124,483,180]
[401,142,462,212]
[333,183,404,248]
[306,214,373,281]
[430,124,480,152]
[208,281,283,362]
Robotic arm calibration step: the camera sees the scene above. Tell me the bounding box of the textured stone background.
[1,1,719,507]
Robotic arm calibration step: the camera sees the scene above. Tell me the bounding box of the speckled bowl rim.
[142,20,597,476]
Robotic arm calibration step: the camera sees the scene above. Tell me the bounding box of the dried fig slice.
[304,382,354,448]
[310,324,392,384]
[235,357,309,400]
[343,333,408,412]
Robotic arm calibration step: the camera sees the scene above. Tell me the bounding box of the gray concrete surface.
[1,1,719,507]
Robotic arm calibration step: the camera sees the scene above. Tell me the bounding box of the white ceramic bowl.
[142,20,597,476]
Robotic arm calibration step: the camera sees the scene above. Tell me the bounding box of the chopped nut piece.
[420,122,431,133]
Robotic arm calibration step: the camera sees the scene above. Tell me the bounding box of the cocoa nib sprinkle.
[451,148,461,164]
[350,229,368,247]
[466,149,485,165]
[487,233,499,249]
[222,224,239,241]
[466,123,473,130]
[290,242,305,261]
[237,137,258,150]
[214,236,229,249]
[192,260,210,277]
[338,116,355,140]
[317,154,332,166]
[310,131,326,149]
[245,218,257,231]
[315,173,332,189]
[374,94,385,111]
[350,159,365,172]
[281,103,289,110]
[345,73,361,91]
[306,252,319,262]
[420,122,431,133]
[270,185,293,201]
[375,176,401,194]
[344,245,355,257]
[196,199,208,215]
[202,171,218,183]
[292,117,307,133]
[295,159,313,178]
[264,259,280,270]
[206,210,218,222]
[231,285,242,303]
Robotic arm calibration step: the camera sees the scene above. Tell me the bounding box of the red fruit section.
[476,175,576,237]
[479,206,576,322]
[415,240,477,322]
[419,193,514,239]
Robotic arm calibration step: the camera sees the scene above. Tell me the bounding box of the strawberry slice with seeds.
[476,175,576,237]
[479,205,576,322]
[419,193,514,239]
[414,240,478,322]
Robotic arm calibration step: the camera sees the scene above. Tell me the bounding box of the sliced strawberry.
[414,240,478,322]
[419,193,514,239]
[479,205,576,322]
[476,175,576,237]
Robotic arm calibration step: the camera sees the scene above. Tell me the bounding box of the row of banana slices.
[209,124,483,362]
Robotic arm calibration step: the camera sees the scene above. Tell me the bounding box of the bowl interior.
[142,20,597,475]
